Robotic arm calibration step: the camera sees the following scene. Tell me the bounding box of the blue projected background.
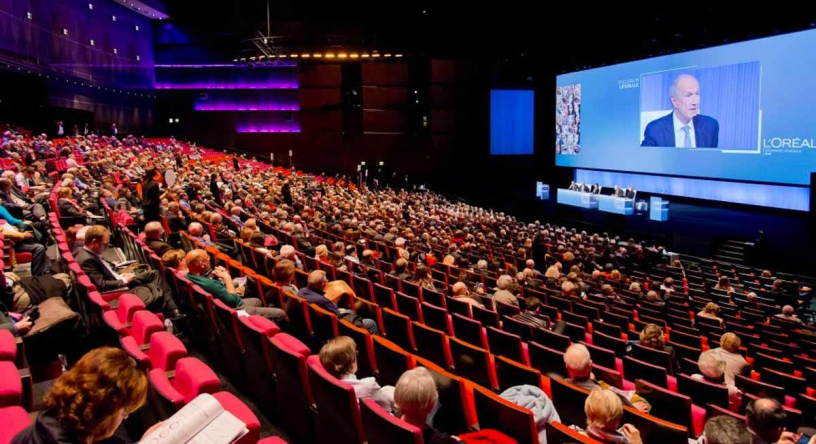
[490,90,534,155]
[556,29,816,186]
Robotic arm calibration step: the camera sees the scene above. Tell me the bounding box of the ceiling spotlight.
[300,54,310,58]
[384,53,392,57]
[338,53,348,58]
[258,55,266,59]
[361,54,370,58]
[313,54,322,58]
[113,48,118,54]
[395,54,403,58]
[350,53,359,58]
[135,25,139,31]
[325,53,335,58]
[174,118,179,123]
[233,59,238,62]
[289,54,299,58]
[249,56,256,60]
[263,38,268,44]
[112,15,116,21]
[372,53,381,58]
[136,55,140,61]
[62,28,69,36]
[278,54,287,58]
[240,58,246,61]
[90,39,95,46]
[88,3,94,9]
[26,12,32,19]
[269,54,276,58]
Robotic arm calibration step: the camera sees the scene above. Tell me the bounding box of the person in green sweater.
[185,249,287,324]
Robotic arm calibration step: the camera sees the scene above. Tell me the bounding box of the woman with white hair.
[572,387,642,444]
[394,367,458,443]
[492,275,519,306]
[692,350,741,404]
[775,305,803,324]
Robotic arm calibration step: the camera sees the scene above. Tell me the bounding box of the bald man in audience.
[185,249,286,324]
[298,270,378,334]
[451,282,484,308]
[775,305,803,324]
[523,259,541,278]
[188,222,216,247]
[144,221,172,258]
[746,398,795,444]
[564,344,649,412]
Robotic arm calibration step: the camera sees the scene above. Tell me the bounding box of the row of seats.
[46,204,278,444]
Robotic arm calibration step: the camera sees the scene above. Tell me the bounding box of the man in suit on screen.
[641,74,719,148]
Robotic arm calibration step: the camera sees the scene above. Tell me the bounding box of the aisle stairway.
[713,239,749,264]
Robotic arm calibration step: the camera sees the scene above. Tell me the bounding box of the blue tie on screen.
[682,125,691,147]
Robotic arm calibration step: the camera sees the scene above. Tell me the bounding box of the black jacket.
[147,239,173,258]
[141,179,161,221]
[165,213,188,232]
[12,409,125,444]
[57,199,83,218]
[76,249,125,292]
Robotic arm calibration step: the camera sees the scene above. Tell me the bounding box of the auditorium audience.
[692,350,741,406]
[746,398,794,444]
[298,270,378,334]
[710,332,748,390]
[564,344,649,412]
[411,264,436,291]
[5,127,814,444]
[319,336,394,412]
[393,367,458,444]
[571,387,642,444]
[702,415,752,444]
[638,323,681,375]
[697,302,725,327]
[775,305,803,324]
[185,249,286,324]
[273,260,299,295]
[12,348,150,444]
[451,281,484,308]
[144,221,172,258]
[78,225,179,318]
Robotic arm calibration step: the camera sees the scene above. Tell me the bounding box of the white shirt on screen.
[673,113,696,148]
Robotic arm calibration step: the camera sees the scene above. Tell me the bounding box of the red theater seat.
[0,361,22,407]
[0,330,16,362]
[360,398,423,444]
[0,406,32,443]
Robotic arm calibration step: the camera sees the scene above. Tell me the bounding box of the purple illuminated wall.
[194,90,300,111]
[0,0,155,89]
[235,114,301,133]
[154,65,298,89]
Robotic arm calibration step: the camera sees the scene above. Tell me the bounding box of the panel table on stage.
[650,196,669,221]
[557,189,599,209]
[598,195,635,215]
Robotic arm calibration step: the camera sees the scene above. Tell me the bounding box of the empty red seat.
[131,311,165,346]
[360,398,423,444]
[269,333,314,442]
[0,329,16,362]
[149,357,220,410]
[0,361,22,407]
[122,331,187,372]
[102,293,145,335]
